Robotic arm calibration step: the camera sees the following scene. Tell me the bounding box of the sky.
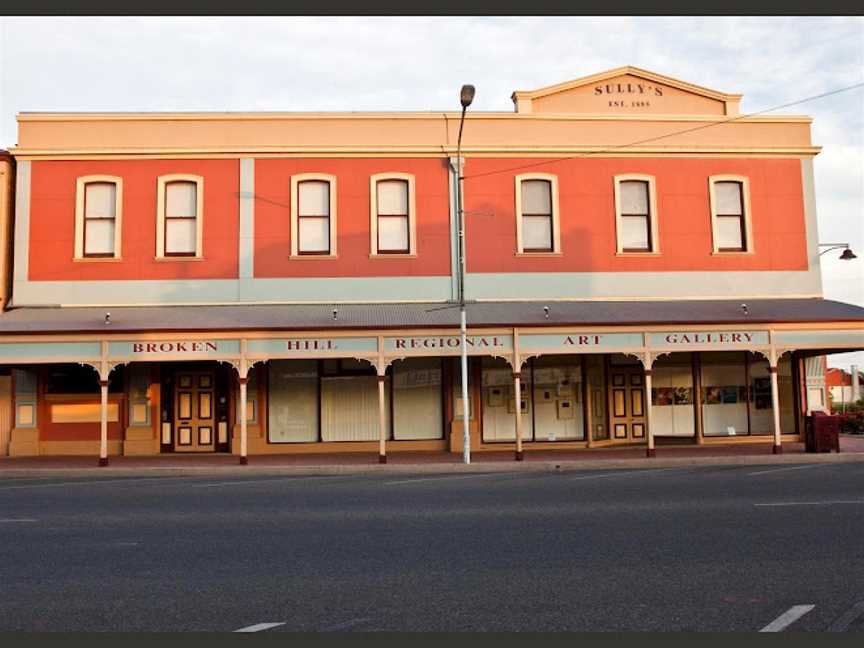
[0,16,862,368]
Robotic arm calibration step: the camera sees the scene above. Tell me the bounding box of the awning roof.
[0,299,862,335]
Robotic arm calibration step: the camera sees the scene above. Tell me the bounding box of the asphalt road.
[0,462,863,632]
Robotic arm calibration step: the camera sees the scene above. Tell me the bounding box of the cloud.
[1,16,862,366]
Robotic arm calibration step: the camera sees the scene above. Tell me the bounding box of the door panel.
[174,371,216,452]
[608,368,647,443]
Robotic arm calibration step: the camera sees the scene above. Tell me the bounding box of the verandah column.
[514,371,523,461]
[769,363,782,454]
[378,373,387,464]
[644,369,655,458]
[98,379,109,467]
[641,343,656,458]
[239,376,248,465]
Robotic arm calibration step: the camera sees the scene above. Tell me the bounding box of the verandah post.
[378,373,387,464]
[98,378,109,467]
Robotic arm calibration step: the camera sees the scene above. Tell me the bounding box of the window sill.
[73,257,122,263]
[711,250,754,256]
[369,253,417,259]
[615,251,661,257]
[154,256,204,262]
[289,254,339,260]
[515,251,562,257]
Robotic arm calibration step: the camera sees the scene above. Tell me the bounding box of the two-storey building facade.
[0,66,861,463]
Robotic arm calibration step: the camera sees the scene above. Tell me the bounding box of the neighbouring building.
[826,366,863,410]
[0,66,862,463]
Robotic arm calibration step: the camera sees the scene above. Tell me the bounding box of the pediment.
[512,66,742,117]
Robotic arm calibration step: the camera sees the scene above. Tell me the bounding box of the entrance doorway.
[173,369,216,453]
[608,365,647,443]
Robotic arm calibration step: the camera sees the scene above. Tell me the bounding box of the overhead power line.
[461,80,864,181]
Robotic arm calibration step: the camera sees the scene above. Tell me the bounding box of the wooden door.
[174,371,216,452]
[608,367,647,443]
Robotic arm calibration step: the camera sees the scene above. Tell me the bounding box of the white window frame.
[290,173,337,258]
[515,173,561,255]
[156,174,204,259]
[613,174,660,254]
[370,172,417,257]
[708,175,753,254]
[74,175,123,261]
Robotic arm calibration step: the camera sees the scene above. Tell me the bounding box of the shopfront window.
[651,353,695,438]
[481,355,585,443]
[320,359,388,442]
[700,352,748,437]
[268,359,319,443]
[392,358,443,440]
[532,355,584,441]
[481,357,528,442]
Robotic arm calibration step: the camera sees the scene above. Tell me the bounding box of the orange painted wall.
[28,159,239,281]
[38,399,125,441]
[463,157,808,273]
[254,158,452,277]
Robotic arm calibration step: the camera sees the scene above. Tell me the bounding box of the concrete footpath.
[1,435,863,478]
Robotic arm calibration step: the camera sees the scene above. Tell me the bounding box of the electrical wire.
[461,81,864,181]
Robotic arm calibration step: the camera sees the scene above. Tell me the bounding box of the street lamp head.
[460,84,475,109]
[840,248,857,260]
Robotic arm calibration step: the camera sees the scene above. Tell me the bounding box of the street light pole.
[456,84,475,465]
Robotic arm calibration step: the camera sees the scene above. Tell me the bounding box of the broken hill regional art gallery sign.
[383,335,513,354]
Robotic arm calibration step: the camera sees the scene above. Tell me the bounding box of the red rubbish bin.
[804,411,841,453]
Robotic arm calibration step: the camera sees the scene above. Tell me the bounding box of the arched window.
[75,176,122,260]
[371,174,416,255]
[157,175,204,258]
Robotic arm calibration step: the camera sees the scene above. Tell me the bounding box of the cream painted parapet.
[13,61,818,161]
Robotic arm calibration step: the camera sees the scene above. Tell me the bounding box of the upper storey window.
[75,176,122,260]
[291,174,337,257]
[614,175,659,254]
[157,175,204,259]
[370,173,416,256]
[515,174,560,254]
[709,176,752,253]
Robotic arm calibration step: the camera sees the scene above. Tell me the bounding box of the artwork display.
[721,386,738,404]
[753,377,772,410]
[673,387,693,405]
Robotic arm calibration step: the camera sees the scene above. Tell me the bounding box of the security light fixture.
[819,242,858,259]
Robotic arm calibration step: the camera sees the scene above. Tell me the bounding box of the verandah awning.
[0,298,862,334]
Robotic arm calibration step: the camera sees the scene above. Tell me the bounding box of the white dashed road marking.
[565,467,681,481]
[0,476,192,491]
[755,500,864,507]
[748,464,829,476]
[760,604,815,632]
[0,518,38,523]
[193,476,351,488]
[385,473,510,485]
[233,622,286,633]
